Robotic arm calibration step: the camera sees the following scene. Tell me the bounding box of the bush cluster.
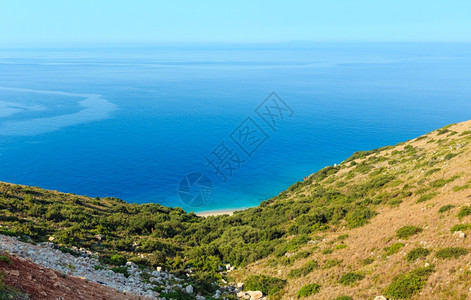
[297,283,321,298]
[438,205,454,213]
[324,259,343,269]
[244,275,286,296]
[287,260,319,278]
[385,243,405,256]
[406,247,430,262]
[458,206,471,218]
[435,247,468,259]
[450,224,469,232]
[338,272,365,285]
[385,266,434,299]
[396,226,422,239]
[417,192,438,203]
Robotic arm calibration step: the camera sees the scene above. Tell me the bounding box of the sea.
[0,42,470,212]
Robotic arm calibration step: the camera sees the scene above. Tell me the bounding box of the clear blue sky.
[1,0,471,46]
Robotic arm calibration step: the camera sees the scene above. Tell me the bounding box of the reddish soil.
[0,253,145,300]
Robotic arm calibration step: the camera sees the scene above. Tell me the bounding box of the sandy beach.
[195,207,248,217]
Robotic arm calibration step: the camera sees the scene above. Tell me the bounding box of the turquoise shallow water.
[0,43,470,212]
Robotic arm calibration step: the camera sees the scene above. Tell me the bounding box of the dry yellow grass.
[233,120,471,299]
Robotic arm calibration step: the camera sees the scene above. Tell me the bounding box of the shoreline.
[195,207,249,217]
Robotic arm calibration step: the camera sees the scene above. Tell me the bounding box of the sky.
[1,0,471,46]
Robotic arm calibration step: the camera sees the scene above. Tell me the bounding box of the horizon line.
[2,40,471,50]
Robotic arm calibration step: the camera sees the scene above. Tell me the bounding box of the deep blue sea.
[0,43,470,212]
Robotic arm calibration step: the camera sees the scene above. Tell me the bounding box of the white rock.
[185,285,194,294]
[0,234,195,299]
[374,296,387,300]
[453,230,466,238]
[247,291,263,300]
[237,291,247,298]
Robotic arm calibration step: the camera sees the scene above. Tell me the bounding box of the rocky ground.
[0,234,266,300]
[0,234,163,298]
[0,252,141,300]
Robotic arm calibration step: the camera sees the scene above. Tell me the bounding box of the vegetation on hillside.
[2,121,471,298]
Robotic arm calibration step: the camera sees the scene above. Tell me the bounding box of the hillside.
[231,120,471,299]
[0,245,142,300]
[2,120,471,299]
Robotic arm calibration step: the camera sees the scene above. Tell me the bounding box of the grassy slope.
[233,120,471,299]
[0,184,200,269]
[1,120,471,298]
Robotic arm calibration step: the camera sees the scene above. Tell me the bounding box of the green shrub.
[57,246,81,257]
[338,272,365,285]
[149,250,166,267]
[292,250,311,260]
[297,283,321,298]
[430,176,459,188]
[430,179,447,188]
[333,297,353,300]
[0,271,26,298]
[388,199,403,206]
[111,266,129,277]
[0,255,11,265]
[425,168,440,176]
[435,247,469,259]
[355,162,372,174]
[335,244,348,250]
[312,165,341,181]
[453,184,470,192]
[396,226,422,239]
[244,275,286,295]
[450,224,469,232]
[344,146,393,163]
[417,192,438,203]
[345,207,376,228]
[438,205,454,213]
[444,153,456,160]
[415,135,427,141]
[406,247,430,262]
[324,259,342,269]
[361,257,375,265]
[437,128,450,135]
[287,260,319,278]
[322,248,333,255]
[109,254,126,266]
[458,206,471,218]
[385,243,405,256]
[159,291,195,300]
[385,266,434,299]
